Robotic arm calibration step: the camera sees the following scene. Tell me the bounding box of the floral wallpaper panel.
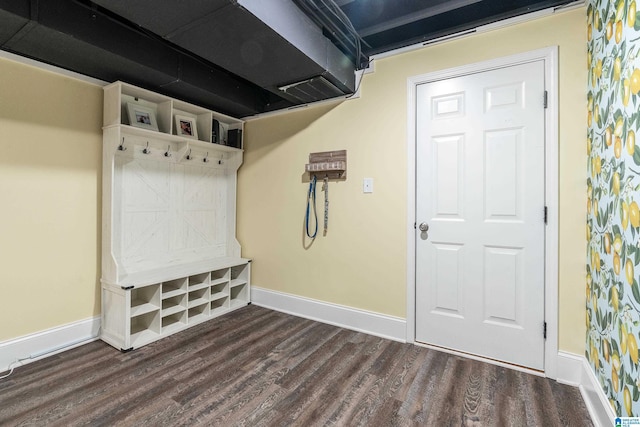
[587,0,640,417]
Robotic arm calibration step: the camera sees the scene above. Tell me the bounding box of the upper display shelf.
[103,81,243,149]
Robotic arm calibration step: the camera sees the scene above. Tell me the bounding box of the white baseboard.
[555,351,615,427]
[0,316,101,374]
[250,287,407,342]
[555,350,584,386]
[579,357,616,427]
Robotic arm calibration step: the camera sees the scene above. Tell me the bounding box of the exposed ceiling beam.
[357,0,483,37]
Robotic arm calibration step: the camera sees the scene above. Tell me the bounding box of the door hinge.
[414,222,417,229]
[543,91,548,109]
[544,206,548,225]
[543,322,547,339]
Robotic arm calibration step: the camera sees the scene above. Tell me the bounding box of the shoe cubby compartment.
[188,302,209,323]
[210,281,229,300]
[189,272,210,291]
[130,285,161,317]
[188,287,209,308]
[210,268,230,285]
[163,278,188,299]
[229,283,249,309]
[230,264,249,287]
[130,310,160,347]
[162,294,187,317]
[210,296,229,315]
[162,311,187,334]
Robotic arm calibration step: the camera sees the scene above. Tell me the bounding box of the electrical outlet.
[363,178,373,193]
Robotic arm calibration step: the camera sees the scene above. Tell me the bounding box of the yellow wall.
[238,8,587,354]
[0,8,587,356]
[0,56,103,341]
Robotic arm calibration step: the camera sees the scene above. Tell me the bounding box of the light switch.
[363,178,374,193]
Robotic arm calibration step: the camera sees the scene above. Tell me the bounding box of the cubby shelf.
[100,81,251,352]
[188,282,211,292]
[230,279,248,288]
[102,259,251,351]
[188,298,209,308]
[162,306,186,318]
[130,302,159,317]
[211,277,229,286]
[162,289,186,299]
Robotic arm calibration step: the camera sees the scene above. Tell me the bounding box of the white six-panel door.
[415,61,546,370]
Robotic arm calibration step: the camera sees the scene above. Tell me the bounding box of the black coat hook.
[118,137,127,151]
[164,145,171,157]
[143,141,150,154]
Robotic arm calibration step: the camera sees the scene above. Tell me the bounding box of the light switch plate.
[363,178,373,193]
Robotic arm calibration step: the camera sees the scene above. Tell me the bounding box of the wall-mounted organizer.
[305,150,347,180]
[101,81,250,351]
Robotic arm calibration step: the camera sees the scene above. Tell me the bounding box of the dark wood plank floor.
[0,305,592,426]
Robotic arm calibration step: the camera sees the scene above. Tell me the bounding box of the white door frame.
[406,46,559,378]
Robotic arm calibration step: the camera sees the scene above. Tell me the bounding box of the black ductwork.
[0,0,358,117]
[0,0,298,116]
[90,0,357,105]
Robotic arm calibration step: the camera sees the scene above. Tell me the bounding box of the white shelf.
[210,290,228,301]
[130,301,159,317]
[230,279,247,288]
[188,297,209,308]
[188,282,210,292]
[211,277,229,286]
[162,288,186,299]
[104,125,243,152]
[162,305,186,317]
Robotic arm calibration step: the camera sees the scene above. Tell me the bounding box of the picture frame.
[126,102,159,132]
[175,115,198,140]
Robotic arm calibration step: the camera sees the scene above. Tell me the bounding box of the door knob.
[419,222,429,232]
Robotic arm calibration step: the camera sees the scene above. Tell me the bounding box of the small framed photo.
[175,115,198,140]
[126,102,159,131]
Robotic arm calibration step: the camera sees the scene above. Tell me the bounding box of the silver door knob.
[419,222,429,232]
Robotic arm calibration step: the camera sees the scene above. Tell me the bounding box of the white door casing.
[406,47,559,377]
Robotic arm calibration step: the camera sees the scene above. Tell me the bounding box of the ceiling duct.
[91,0,358,105]
[0,0,290,117]
[278,75,347,103]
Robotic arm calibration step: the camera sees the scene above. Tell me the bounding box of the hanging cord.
[0,358,27,380]
[306,175,318,238]
[323,177,329,235]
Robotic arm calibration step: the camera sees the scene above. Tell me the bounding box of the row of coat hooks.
[117,137,224,164]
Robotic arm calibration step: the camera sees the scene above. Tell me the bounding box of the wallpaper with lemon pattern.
[587,0,640,417]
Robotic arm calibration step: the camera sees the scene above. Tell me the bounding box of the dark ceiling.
[0,0,576,118]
